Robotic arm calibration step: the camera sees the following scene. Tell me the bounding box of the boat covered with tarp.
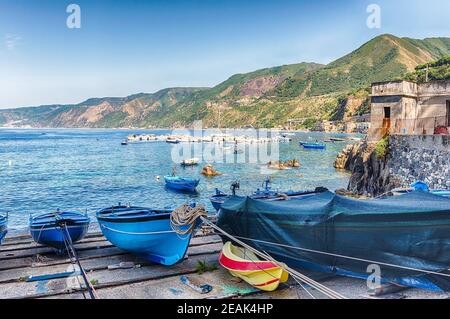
[216,190,450,291]
[0,213,7,244]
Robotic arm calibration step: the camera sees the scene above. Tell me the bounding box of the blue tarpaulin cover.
[217,191,450,291]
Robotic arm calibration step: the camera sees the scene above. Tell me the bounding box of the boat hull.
[30,224,89,250]
[29,212,90,251]
[97,213,193,266]
[0,216,7,245]
[302,143,326,150]
[164,176,200,192]
[219,242,288,292]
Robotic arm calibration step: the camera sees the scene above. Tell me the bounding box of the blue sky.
[0,0,449,109]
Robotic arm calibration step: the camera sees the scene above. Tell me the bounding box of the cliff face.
[334,142,398,196]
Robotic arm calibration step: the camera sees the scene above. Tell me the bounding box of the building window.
[384,107,391,119]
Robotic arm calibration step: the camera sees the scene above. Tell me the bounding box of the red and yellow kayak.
[219,242,289,292]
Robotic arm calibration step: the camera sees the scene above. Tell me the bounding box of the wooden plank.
[0,235,221,271]
[0,241,222,284]
[0,247,126,271]
[0,236,107,253]
[1,244,222,299]
[2,232,104,246]
[0,241,115,260]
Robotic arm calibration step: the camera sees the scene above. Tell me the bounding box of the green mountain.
[1,34,449,129]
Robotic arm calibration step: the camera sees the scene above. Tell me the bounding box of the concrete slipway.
[0,228,448,300]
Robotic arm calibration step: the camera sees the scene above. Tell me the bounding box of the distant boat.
[121,141,128,146]
[181,158,200,167]
[301,142,326,150]
[329,137,346,142]
[0,213,7,245]
[219,242,289,292]
[166,139,180,144]
[97,205,197,265]
[29,211,90,251]
[164,175,200,192]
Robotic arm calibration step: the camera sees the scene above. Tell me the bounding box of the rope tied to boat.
[170,204,207,236]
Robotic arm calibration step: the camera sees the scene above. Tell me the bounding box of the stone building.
[368,80,450,141]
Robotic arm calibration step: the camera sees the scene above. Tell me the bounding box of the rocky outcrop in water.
[335,142,398,197]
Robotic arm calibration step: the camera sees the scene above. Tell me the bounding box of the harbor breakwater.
[335,135,450,196]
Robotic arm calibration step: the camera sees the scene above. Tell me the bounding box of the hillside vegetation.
[404,56,450,83]
[1,34,449,129]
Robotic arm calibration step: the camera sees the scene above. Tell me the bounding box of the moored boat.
[219,242,289,292]
[329,137,346,142]
[391,181,450,198]
[165,175,200,192]
[96,205,198,265]
[0,213,7,245]
[29,210,90,251]
[217,191,450,291]
[181,158,200,166]
[301,142,326,150]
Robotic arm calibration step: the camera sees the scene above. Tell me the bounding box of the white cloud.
[4,34,22,51]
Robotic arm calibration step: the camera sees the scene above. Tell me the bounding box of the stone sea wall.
[335,135,450,196]
[389,135,450,189]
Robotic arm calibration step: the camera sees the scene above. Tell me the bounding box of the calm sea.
[0,129,356,229]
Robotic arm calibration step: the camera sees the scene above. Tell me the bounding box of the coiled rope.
[170,204,208,236]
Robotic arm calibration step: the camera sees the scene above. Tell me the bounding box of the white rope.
[170,204,207,236]
[233,235,450,279]
[100,224,176,235]
[201,217,347,299]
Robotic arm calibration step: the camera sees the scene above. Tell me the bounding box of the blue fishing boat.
[301,142,326,150]
[97,205,197,265]
[165,175,200,192]
[29,210,90,251]
[0,213,7,245]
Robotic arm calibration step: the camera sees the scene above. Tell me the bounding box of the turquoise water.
[0,129,355,229]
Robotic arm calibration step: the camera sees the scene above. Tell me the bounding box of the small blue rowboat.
[301,142,326,150]
[97,205,197,265]
[29,211,90,251]
[0,213,8,245]
[165,175,200,192]
[392,181,450,198]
